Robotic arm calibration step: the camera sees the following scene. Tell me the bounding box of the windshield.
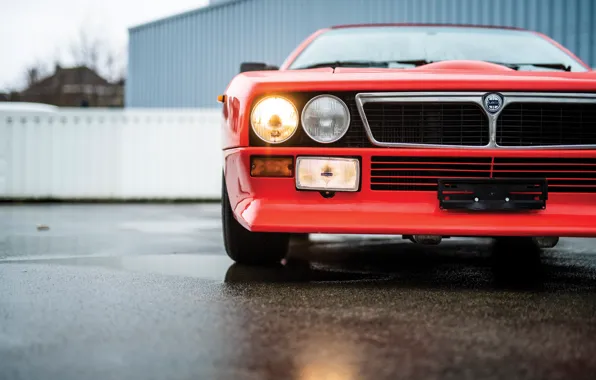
[288,26,588,72]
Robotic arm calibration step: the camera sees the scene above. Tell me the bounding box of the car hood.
[233,60,596,96]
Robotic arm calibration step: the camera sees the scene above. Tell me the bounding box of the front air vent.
[493,157,596,193]
[370,156,492,191]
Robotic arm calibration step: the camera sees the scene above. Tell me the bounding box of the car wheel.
[221,174,290,266]
[532,236,559,249]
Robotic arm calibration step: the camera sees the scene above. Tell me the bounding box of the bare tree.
[102,40,127,84]
[70,28,104,71]
[70,26,127,83]
[26,67,40,86]
[104,51,123,83]
[11,25,127,106]
[23,60,49,87]
[67,26,127,106]
[0,84,12,100]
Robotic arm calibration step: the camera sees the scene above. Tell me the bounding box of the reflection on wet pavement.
[2,204,596,380]
[3,233,596,294]
[226,238,596,292]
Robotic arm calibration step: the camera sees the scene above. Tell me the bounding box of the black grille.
[370,156,596,193]
[370,156,492,191]
[496,102,596,146]
[363,102,489,146]
[493,157,596,193]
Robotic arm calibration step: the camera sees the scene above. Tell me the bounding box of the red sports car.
[219,24,596,265]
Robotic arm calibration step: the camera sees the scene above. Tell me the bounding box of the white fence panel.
[0,109,223,200]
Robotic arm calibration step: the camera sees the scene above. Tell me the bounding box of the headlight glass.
[250,96,299,144]
[301,95,350,143]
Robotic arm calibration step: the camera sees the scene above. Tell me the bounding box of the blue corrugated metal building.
[126,0,596,108]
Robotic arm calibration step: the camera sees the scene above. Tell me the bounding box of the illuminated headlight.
[301,95,351,143]
[250,96,299,143]
[296,157,359,192]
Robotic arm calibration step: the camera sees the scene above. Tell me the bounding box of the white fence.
[0,108,223,200]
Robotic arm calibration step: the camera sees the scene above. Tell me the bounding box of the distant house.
[0,91,21,102]
[19,65,125,107]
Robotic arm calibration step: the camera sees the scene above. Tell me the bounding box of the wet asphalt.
[1,204,596,380]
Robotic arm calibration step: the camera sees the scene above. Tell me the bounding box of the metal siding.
[0,110,222,199]
[126,0,596,108]
[592,0,596,66]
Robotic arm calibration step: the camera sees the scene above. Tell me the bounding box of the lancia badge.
[484,93,503,113]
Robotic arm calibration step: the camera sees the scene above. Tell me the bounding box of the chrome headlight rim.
[301,94,351,144]
[250,96,299,144]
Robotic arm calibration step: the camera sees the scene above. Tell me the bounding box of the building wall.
[126,0,596,108]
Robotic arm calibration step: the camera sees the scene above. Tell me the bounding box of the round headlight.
[250,96,299,144]
[301,95,351,143]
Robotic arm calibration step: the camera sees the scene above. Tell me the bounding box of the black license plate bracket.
[438,178,548,211]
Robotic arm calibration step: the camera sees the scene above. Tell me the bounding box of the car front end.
[220,24,596,265]
[224,85,596,237]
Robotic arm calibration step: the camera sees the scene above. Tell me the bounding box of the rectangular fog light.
[296,157,360,192]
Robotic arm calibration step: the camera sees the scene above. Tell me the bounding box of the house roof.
[21,66,110,95]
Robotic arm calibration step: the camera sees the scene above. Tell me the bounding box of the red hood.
[228,61,596,97]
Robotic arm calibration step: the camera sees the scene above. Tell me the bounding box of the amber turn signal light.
[250,156,293,177]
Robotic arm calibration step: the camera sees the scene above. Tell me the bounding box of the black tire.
[221,174,290,266]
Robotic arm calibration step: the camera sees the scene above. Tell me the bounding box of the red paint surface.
[224,148,596,237]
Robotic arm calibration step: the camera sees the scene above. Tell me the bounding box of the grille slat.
[370,156,492,191]
[494,157,596,164]
[497,103,596,146]
[372,163,490,170]
[363,102,489,146]
[493,157,596,193]
[371,156,596,193]
[370,156,489,163]
[372,168,490,174]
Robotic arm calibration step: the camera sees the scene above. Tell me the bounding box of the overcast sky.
[0,0,209,90]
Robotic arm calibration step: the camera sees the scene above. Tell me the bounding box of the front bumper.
[223,147,596,237]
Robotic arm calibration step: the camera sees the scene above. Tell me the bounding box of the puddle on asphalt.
[1,254,233,281]
[0,235,419,283]
[119,220,221,234]
[0,252,388,283]
[5,236,588,286]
